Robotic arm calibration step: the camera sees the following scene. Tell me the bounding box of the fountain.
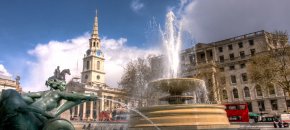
[129,11,238,130]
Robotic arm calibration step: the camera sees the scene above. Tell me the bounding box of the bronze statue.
[0,67,98,130]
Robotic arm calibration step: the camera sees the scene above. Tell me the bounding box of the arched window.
[97,61,100,70]
[93,42,96,47]
[86,61,90,70]
[244,87,250,98]
[233,88,239,99]
[222,90,228,100]
[268,83,275,95]
[256,85,263,96]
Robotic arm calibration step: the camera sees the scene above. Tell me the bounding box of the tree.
[119,57,155,107]
[248,31,290,97]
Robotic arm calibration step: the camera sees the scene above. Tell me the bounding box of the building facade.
[0,74,22,92]
[151,30,290,116]
[178,30,289,116]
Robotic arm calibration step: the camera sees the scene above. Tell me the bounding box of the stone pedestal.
[129,104,238,130]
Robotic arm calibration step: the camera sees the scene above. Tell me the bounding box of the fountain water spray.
[161,11,182,78]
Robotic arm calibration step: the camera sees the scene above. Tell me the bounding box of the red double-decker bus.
[224,103,249,122]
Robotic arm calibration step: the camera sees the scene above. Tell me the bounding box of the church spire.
[91,10,99,39]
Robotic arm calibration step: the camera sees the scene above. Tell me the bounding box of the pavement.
[72,121,290,130]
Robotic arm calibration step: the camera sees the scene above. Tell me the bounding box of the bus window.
[229,116,242,121]
[229,105,237,110]
[239,105,246,110]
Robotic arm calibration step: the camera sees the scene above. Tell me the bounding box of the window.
[229,65,235,70]
[249,39,254,46]
[239,105,246,110]
[228,44,233,50]
[250,49,256,56]
[240,51,245,59]
[268,84,275,95]
[241,73,248,82]
[189,55,195,64]
[238,42,243,48]
[97,61,100,70]
[209,51,213,57]
[233,88,239,98]
[219,67,225,72]
[86,61,90,70]
[220,77,226,84]
[270,100,278,110]
[240,63,246,69]
[228,105,237,110]
[219,56,224,62]
[287,100,290,108]
[231,75,237,84]
[247,102,253,112]
[229,53,235,60]
[244,87,250,98]
[258,100,265,111]
[218,47,223,52]
[229,116,242,121]
[222,90,228,100]
[256,85,263,96]
[93,42,96,47]
[200,53,205,58]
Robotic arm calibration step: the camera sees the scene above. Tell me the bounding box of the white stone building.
[151,30,290,116]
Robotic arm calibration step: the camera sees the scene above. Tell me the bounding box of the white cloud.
[131,0,144,13]
[0,64,12,79]
[179,0,290,43]
[23,34,159,92]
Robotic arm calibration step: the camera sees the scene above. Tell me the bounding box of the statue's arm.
[23,91,44,98]
[54,92,98,117]
[58,91,98,101]
[22,91,45,104]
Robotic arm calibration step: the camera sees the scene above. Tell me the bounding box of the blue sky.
[1,0,290,91]
[0,0,179,91]
[0,0,176,59]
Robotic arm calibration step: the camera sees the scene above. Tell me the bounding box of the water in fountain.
[159,11,208,103]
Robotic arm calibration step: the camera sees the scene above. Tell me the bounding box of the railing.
[72,121,128,130]
[213,30,265,45]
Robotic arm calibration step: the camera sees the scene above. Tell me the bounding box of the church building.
[64,13,129,121]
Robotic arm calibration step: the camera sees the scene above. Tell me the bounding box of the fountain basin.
[129,104,238,130]
[149,78,205,95]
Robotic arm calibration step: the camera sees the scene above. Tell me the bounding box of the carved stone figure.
[0,67,98,130]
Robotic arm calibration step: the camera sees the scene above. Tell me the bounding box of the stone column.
[101,95,105,111]
[211,72,219,103]
[77,105,80,120]
[90,101,94,120]
[204,50,208,63]
[97,100,101,121]
[82,102,87,120]
[109,96,112,111]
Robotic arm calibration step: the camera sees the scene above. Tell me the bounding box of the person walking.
[273,119,277,128]
[278,120,283,128]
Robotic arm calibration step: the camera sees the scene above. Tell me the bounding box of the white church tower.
[81,13,105,86]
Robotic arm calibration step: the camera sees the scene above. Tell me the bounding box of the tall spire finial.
[91,10,99,38]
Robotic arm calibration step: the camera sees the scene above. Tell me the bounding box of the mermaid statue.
[0,66,98,130]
